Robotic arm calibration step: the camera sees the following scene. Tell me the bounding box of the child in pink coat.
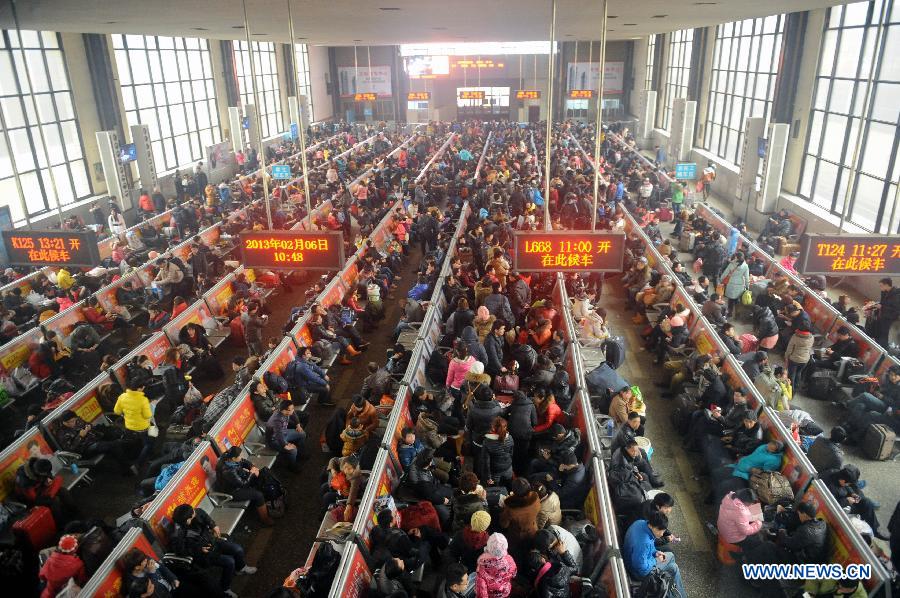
[476,532,517,598]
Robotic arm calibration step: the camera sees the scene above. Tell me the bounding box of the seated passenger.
[265,400,306,472]
[56,409,131,474]
[215,445,275,525]
[450,472,488,533]
[717,488,763,550]
[623,512,687,598]
[38,534,86,598]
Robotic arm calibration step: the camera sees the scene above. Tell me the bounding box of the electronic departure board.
[458,90,486,100]
[797,234,900,276]
[354,92,377,101]
[516,90,541,100]
[512,231,626,272]
[569,89,594,99]
[407,91,431,101]
[2,230,101,268]
[239,231,345,271]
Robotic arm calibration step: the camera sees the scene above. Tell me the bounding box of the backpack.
[293,542,341,598]
[511,344,538,377]
[750,471,793,505]
[265,370,292,394]
[155,461,183,491]
[339,307,355,326]
[407,283,430,300]
[257,467,287,518]
[603,336,626,369]
[634,568,673,598]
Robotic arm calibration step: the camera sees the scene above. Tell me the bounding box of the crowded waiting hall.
[0,1,898,598]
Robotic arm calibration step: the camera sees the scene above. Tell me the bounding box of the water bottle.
[70,462,79,475]
[605,419,615,437]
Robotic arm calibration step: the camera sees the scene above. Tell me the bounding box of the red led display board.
[354,92,377,101]
[2,229,101,268]
[797,234,900,275]
[407,91,431,101]
[516,90,541,100]
[458,90,486,100]
[512,231,626,272]
[569,89,594,99]
[239,231,345,271]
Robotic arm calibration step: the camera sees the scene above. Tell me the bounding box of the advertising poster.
[338,66,393,97]
[566,62,625,94]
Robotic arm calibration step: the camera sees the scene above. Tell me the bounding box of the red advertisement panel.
[0,428,54,501]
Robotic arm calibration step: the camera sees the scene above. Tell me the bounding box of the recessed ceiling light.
[232,25,245,29]
[352,39,362,42]
[693,1,717,4]
[608,29,616,32]
[651,14,668,18]
[105,21,118,24]
[608,15,618,19]
[565,34,574,37]
[378,6,401,10]
[630,37,642,40]
[432,26,447,30]
[296,36,307,39]
[252,33,266,36]
[191,27,208,31]
[624,23,637,26]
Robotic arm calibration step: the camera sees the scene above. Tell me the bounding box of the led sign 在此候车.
[513,232,626,272]
[2,230,101,268]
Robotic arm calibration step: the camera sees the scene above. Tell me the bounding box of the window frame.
[659,29,694,131]
[234,40,283,139]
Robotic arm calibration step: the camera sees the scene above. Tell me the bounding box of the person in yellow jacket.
[56,268,74,291]
[114,375,153,472]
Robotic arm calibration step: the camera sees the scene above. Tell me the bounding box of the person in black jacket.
[807,427,846,477]
[720,323,743,357]
[507,391,537,476]
[479,417,514,490]
[873,277,900,347]
[483,320,506,377]
[407,448,453,526]
[803,326,860,383]
[530,528,579,598]
[465,389,501,463]
[824,467,888,539]
[215,446,274,525]
[771,502,829,564]
[170,503,256,596]
[611,412,642,455]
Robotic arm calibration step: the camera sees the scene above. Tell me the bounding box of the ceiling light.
[631,37,642,40]
[651,15,668,18]
[105,21,118,24]
[296,36,307,39]
[432,27,447,30]
[624,23,637,26]
[378,6,401,10]
[232,25,245,29]
[693,1,718,4]
[191,27,208,31]
[252,33,266,36]
[608,15,618,19]
[352,39,362,42]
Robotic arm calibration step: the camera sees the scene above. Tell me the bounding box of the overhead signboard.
[239,231,345,271]
[338,66,392,97]
[354,92,377,102]
[797,234,900,276]
[566,62,626,94]
[516,90,541,100]
[569,89,594,99]
[458,90,486,100]
[271,164,292,180]
[512,231,626,272]
[675,162,697,180]
[2,229,101,268]
[407,91,431,101]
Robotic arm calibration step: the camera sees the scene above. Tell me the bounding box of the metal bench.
[240,422,279,469]
[197,493,248,537]
[49,452,93,490]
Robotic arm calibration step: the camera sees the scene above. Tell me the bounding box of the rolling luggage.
[863,423,895,461]
[657,201,673,222]
[739,334,759,354]
[12,506,56,549]
[603,336,626,369]
[679,232,696,252]
[807,374,838,401]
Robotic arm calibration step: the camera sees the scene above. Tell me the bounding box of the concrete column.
[130,124,158,192]
[275,44,291,134]
[735,116,765,212]
[694,26,716,147]
[758,122,790,213]
[245,104,260,149]
[288,95,300,129]
[638,90,657,140]
[227,107,243,153]
[60,33,107,195]
[96,130,131,209]
[208,41,233,143]
[667,98,696,163]
[782,9,827,192]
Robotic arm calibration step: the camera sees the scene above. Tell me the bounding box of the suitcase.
[657,206,674,222]
[807,374,838,400]
[739,333,759,354]
[750,471,793,505]
[679,232,696,252]
[12,506,57,550]
[863,423,895,461]
[779,242,800,256]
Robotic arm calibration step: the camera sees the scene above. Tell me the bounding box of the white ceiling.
[0,0,851,44]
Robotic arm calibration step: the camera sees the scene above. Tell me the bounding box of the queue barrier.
[77,527,160,598]
[588,134,889,595]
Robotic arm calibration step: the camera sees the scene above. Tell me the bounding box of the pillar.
[757,122,790,213]
[667,98,696,163]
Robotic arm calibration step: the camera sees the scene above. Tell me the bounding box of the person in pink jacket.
[476,532,517,598]
[717,488,763,548]
[446,345,477,399]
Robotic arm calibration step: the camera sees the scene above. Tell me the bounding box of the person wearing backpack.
[623,512,686,598]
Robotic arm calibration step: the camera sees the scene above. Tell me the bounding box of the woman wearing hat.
[39,535,86,598]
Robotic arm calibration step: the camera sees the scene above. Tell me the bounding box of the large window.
[703,15,785,166]
[456,86,510,119]
[800,0,900,233]
[294,44,313,123]
[646,34,657,91]
[234,41,282,139]
[0,30,91,222]
[659,29,694,130]
[112,34,221,173]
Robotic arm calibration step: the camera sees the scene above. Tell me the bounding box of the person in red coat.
[39,535,86,598]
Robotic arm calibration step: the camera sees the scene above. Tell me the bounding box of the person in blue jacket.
[623,512,686,598]
[285,348,334,406]
[730,440,784,480]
